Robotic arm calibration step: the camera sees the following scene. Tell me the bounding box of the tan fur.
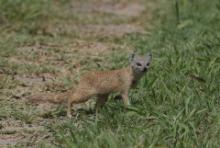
[66,53,152,118]
[30,91,70,104]
[67,66,135,117]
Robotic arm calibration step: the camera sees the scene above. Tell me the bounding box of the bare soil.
[0,0,153,146]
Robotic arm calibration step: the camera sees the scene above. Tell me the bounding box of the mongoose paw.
[67,113,72,118]
[125,101,131,106]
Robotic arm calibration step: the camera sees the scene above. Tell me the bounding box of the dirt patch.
[97,2,145,17]
[15,44,58,63]
[16,45,39,53]
[14,74,54,88]
[0,126,49,147]
[0,119,24,129]
[11,43,79,79]
[47,1,147,38]
[47,23,145,38]
[66,40,128,56]
[11,74,56,99]
[8,57,37,66]
[71,41,110,55]
[0,0,154,146]
[82,24,145,37]
[0,74,6,81]
[0,134,24,146]
[0,119,41,146]
[71,1,145,17]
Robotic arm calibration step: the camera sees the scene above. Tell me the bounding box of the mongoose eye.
[136,62,142,66]
[146,63,150,66]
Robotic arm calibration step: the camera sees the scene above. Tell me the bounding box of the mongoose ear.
[129,52,136,62]
[146,51,152,61]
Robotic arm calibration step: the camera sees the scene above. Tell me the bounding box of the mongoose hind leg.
[67,90,95,118]
[96,94,109,113]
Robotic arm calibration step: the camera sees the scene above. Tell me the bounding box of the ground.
[0,0,220,147]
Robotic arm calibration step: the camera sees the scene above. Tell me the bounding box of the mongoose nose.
[143,67,147,72]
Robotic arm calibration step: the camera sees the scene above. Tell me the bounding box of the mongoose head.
[129,52,152,75]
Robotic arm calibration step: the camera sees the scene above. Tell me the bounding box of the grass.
[0,0,220,147]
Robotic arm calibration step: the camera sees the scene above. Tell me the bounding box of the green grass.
[50,0,220,147]
[0,0,220,147]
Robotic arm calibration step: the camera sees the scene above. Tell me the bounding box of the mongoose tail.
[30,90,72,104]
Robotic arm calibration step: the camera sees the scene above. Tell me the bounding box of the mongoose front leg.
[121,91,130,106]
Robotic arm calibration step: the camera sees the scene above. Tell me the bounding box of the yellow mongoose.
[66,52,152,118]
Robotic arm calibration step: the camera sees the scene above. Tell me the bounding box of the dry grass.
[1,0,220,147]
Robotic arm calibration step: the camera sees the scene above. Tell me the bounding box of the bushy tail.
[30,90,72,104]
[50,91,71,103]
